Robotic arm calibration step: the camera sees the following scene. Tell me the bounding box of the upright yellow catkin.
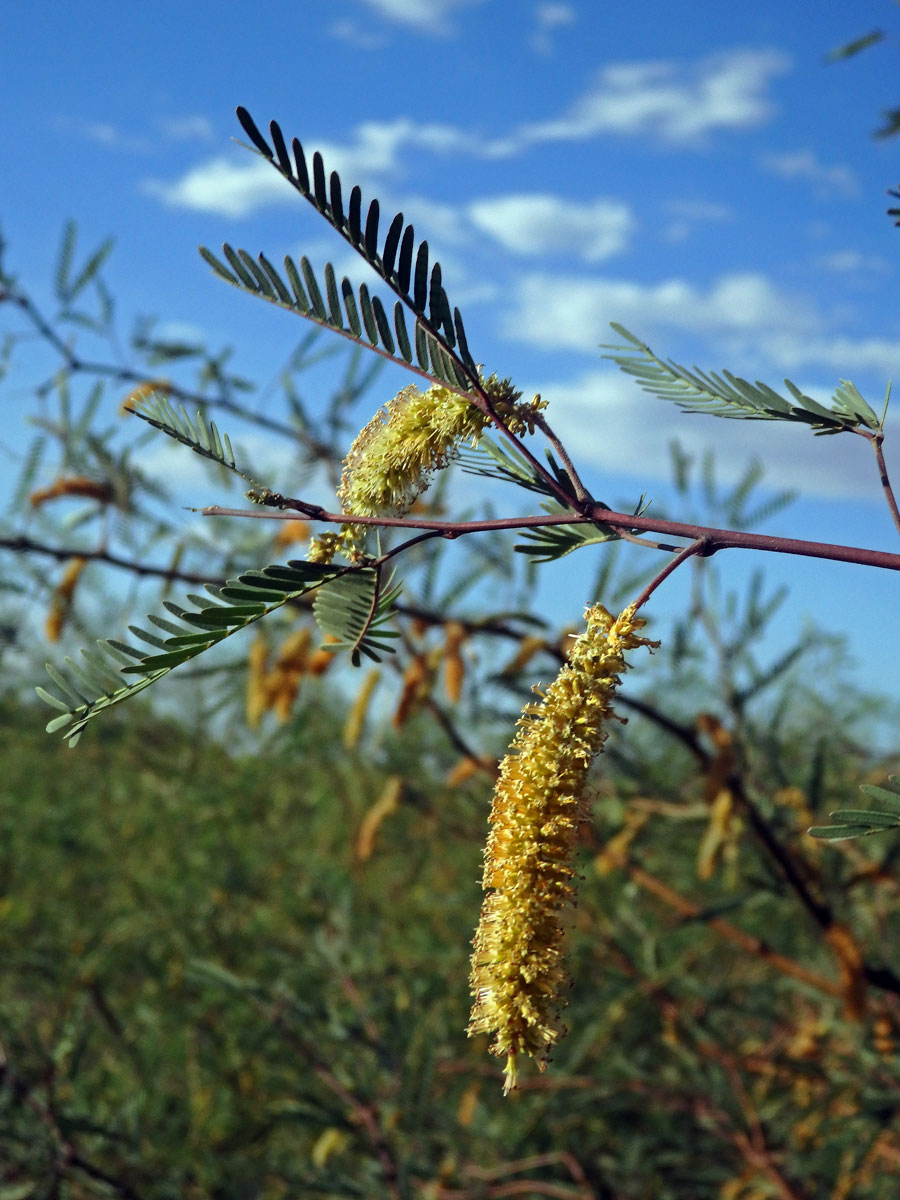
[307,376,543,564]
[468,603,657,1093]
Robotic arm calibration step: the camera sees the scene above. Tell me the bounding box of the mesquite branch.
[200,500,900,575]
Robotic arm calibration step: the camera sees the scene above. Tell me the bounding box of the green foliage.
[3,653,900,1198]
[4,79,900,1195]
[312,567,402,664]
[37,560,338,746]
[603,322,881,434]
[827,29,886,61]
[810,776,900,840]
[200,244,472,393]
[37,109,588,741]
[512,504,619,562]
[200,107,479,395]
[827,18,900,139]
[459,432,567,498]
[54,219,114,310]
[127,390,254,483]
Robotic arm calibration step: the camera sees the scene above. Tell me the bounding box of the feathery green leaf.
[313,568,402,666]
[603,324,880,435]
[38,561,342,745]
[126,391,254,483]
[809,777,900,840]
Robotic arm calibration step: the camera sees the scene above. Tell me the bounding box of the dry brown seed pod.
[392,655,429,728]
[273,519,311,547]
[343,670,381,750]
[45,557,88,642]
[355,776,403,862]
[498,634,547,677]
[30,477,115,507]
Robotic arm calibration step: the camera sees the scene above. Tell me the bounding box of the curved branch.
[1,283,305,445]
[631,540,708,612]
[0,535,216,585]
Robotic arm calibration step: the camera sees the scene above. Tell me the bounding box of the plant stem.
[871,432,900,538]
[199,502,900,574]
[530,410,593,503]
[631,540,708,613]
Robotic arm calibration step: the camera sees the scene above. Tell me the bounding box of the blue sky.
[3,0,900,703]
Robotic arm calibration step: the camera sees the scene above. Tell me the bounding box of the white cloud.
[78,121,122,147]
[149,320,209,345]
[355,0,486,34]
[399,194,471,244]
[142,119,468,218]
[531,3,575,54]
[141,156,291,218]
[140,430,301,496]
[491,48,790,153]
[502,268,898,410]
[58,114,215,151]
[468,194,635,261]
[761,150,858,197]
[55,116,149,152]
[142,47,789,222]
[159,115,215,142]
[762,333,899,377]
[816,250,890,274]
[665,200,735,222]
[663,199,734,242]
[329,18,386,48]
[500,270,816,352]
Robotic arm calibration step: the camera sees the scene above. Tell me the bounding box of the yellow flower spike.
[468,604,657,1093]
[308,375,542,564]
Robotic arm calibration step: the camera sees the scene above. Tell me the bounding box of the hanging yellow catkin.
[273,519,311,548]
[468,603,657,1094]
[498,634,547,677]
[446,755,497,788]
[268,627,313,723]
[307,634,341,678]
[392,654,429,729]
[355,776,404,862]
[30,478,115,508]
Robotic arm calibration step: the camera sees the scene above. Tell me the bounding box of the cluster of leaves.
[828,22,900,139]
[810,776,900,840]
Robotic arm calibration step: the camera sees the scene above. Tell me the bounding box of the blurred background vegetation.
[2,210,900,1199]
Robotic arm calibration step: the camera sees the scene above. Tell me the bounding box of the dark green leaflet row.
[809,777,900,840]
[198,244,473,394]
[128,392,243,475]
[312,568,401,667]
[38,560,398,744]
[227,106,477,382]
